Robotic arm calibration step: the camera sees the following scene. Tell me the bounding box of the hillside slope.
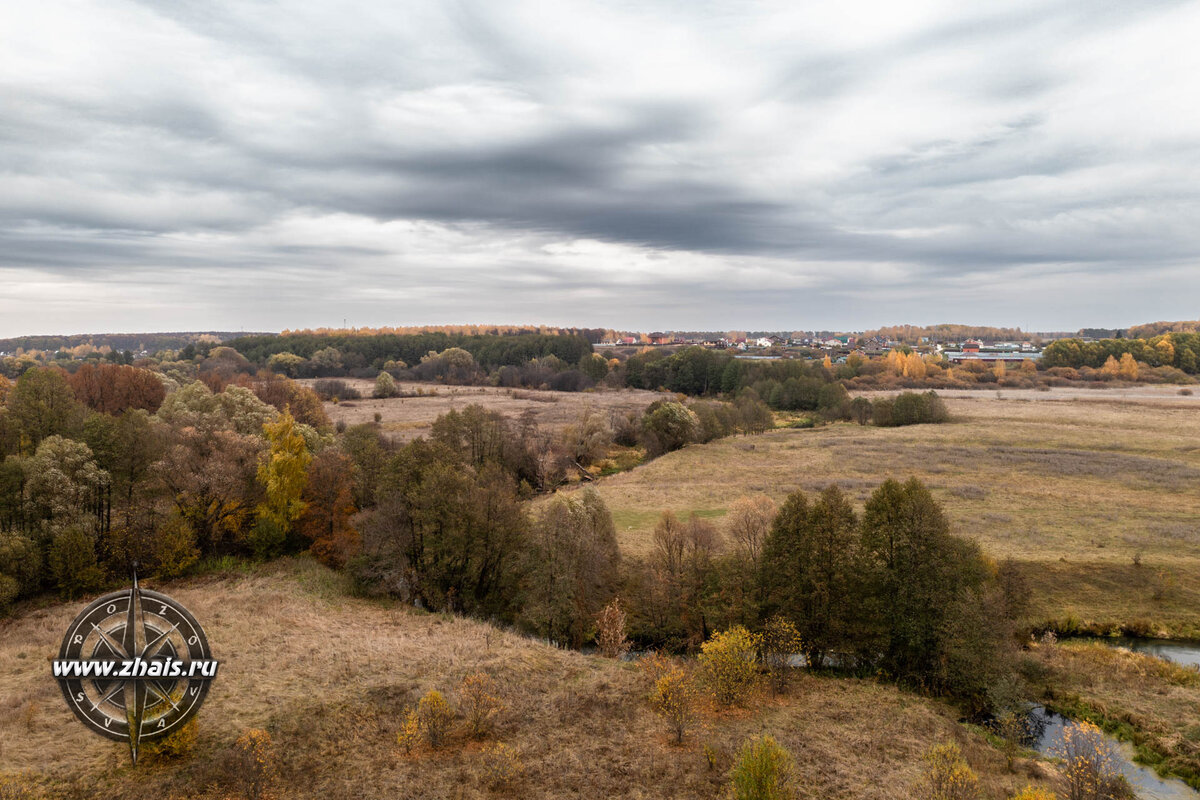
[0,559,1041,799]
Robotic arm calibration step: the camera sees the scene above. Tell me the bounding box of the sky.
[2,0,1200,336]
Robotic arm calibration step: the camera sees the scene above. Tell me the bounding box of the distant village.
[597,332,1046,364]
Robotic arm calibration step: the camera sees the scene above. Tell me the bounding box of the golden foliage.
[396,710,421,756]
[698,626,760,706]
[728,734,794,800]
[914,742,980,800]
[256,409,312,534]
[417,689,454,749]
[1053,721,1121,800]
[459,673,505,740]
[479,742,524,791]
[1010,787,1057,800]
[650,667,698,744]
[232,728,278,800]
[142,717,198,760]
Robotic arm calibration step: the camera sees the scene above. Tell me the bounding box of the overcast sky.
[2,0,1199,336]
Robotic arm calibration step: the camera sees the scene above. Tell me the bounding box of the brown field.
[0,559,1046,799]
[305,379,671,443]
[576,390,1200,635]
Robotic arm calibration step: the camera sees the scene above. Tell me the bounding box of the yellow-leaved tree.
[253,408,312,558]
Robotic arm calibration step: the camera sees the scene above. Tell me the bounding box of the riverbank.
[1032,639,1200,790]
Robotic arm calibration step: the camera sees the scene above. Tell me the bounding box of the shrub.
[417,689,454,749]
[595,597,630,659]
[142,717,198,760]
[914,742,979,800]
[460,673,505,739]
[479,742,524,791]
[650,667,698,744]
[374,371,399,398]
[698,626,760,706]
[641,401,698,457]
[0,534,41,597]
[873,390,948,427]
[312,379,360,401]
[0,575,18,612]
[760,616,803,695]
[1053,721,1125,800]
[1009,788,1057,800]
[729,734,794,800]
[47,526,103,599]
[154,515,200,578]
[231,728,278,800]
[397,710,421,756]
[247,518,286,561]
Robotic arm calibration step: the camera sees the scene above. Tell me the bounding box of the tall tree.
[256,409,313,537]
[758,486,860,667]
[6,368,83,454]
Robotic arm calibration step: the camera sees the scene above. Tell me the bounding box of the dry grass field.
[0,559,1046,799]
[305,380,670,443]
[579,389,1200,635]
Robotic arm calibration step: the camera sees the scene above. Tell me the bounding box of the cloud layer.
[2,0,1199,334]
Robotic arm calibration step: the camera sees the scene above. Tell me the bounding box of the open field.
[0,559,1044,799]
[580,391,1200,635]
[303,379,671,443]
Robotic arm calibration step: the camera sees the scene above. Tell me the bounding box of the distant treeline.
[276,324,613,343]
[861,324,1034,344]
[0,332,263,355]
[228,332,594,373]
[1042,332,1200,373]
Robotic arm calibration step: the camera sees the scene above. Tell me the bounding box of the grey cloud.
[2,0,1200,334]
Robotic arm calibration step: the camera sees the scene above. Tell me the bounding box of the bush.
[142,717,198,760]
[1053,721,1126,800]
[650,667,698,744]
[460,673,504,740]
[247,518,286,561]
[760,616,802,695]
[595,597,631,659]
[312,379,361,401]
[230,728,278,800]
[698,626,759,706]
[154,515,200,578]
[0,534,41,597]
[373,371,399,398]
[1009,787,1057,800]
[47,526,103,599]
[397,710,421,756]
[641,401,698,457]
[479,742,524,790]
[417,689,454,749]
[0,575,18,611]
[873,391,948,427]
[914,742,979,800]
[729,734,794,800]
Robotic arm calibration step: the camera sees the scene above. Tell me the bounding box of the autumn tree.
[698,625,759,706]
[760,615,803,695]
[860,478,990,688]
[155,426,263,554]
[649,665,698,744]
[522,488,621,646]
[254,409,312,557]
[595,596,631,658]
[759,486,860,667]
[726,494,777,570]
[642,511,722,648]
[297,449,358,568]
[67,364,166,415]
[6,368,83,454]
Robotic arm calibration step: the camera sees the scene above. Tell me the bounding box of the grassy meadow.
[582,389,1200,636]
[0,559,1048,799]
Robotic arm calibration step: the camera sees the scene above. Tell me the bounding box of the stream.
[1027,705,1196,800]
[1030,636,1200,798]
